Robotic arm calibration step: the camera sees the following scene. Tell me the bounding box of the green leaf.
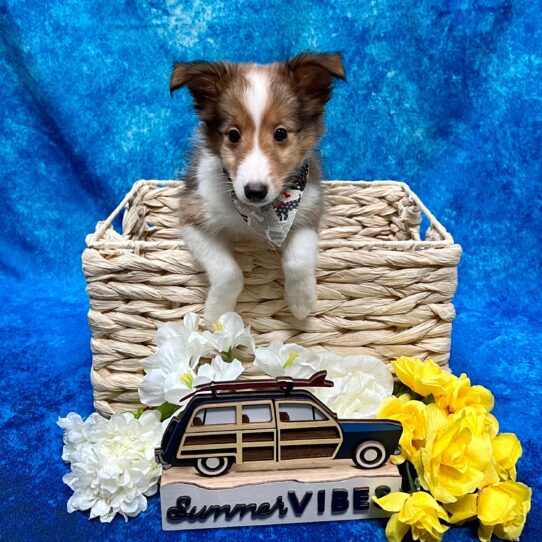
[393,382,412,396]
[157,402,180,421]
[133,407,146,419]
[222,347,235,362]
[404,461,421,493]
[393,382,423,401]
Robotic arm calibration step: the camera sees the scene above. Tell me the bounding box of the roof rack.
[181,370,333,403]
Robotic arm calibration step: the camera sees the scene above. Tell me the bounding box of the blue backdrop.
[1,0,540,540]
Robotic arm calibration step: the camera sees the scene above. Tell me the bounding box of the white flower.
[315,354,394,419]
[142,313,214,376]
[140,351,205,406]
[254,340,320,378]
[140,313,247,407]
[139,352,245,407]
[157,355,245,431]
[155,312,201,346]
[58,410,162,523]
[208,354,245,381]
[203,312,255,355]
[142,333,213,374]
[57,411,101,462]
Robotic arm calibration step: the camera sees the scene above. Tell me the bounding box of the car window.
[313,406,326,420]
[278,402,327,422]
[242,403,272,424]
[193,406,236,426]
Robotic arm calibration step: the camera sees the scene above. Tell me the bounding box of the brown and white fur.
[170,53,345,324]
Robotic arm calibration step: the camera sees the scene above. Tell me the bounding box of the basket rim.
[86,179,458,250]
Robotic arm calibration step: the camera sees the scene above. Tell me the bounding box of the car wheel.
[353,441,387,469]
[195,457,232,477]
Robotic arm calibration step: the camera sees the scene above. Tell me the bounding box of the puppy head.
[171,53,345,206]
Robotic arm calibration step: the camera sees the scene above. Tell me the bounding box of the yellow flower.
[492,433,522,482]
[393,356,454,397]
[477,481,532,541]
[459,408,500,489]
[373,491,450,542]
[417,405,494,503]
[443,481,532,540]
[435,373,494,414]
[377,394,426,464]
[444,493,478,525]
[392,357,493,415]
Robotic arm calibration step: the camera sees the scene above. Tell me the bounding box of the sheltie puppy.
[170,52,345,324]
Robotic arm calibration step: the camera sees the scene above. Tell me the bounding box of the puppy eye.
[228,129,241,143]
[273,128,288,142]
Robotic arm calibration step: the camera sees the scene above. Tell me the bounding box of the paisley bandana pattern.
[226,162,309,247]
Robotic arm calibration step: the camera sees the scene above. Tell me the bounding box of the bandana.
[226,161,309,247]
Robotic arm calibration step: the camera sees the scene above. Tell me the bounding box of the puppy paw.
[204,296,237,327]
[285,275,317,320]
[204,276,243,326]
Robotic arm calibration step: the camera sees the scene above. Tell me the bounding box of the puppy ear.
[170,61,232,121]
[286,52,345,116]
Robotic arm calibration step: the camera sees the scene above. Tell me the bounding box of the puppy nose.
[244,183,268,202]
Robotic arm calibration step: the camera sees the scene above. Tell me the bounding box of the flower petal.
[385,513,410,542]
[138,370,166,407]
[373,491,410,513]
[444,494,478,524]
[183,312,200,333]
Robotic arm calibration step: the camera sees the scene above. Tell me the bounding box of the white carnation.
[315,353,394,418]
[57,410,163,522]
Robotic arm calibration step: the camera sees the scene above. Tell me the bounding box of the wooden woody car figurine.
[155,371,402,477]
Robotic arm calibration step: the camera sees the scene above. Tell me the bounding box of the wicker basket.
[83,180,462,416]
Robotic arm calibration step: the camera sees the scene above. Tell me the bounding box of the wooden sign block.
[160,459,401,531]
